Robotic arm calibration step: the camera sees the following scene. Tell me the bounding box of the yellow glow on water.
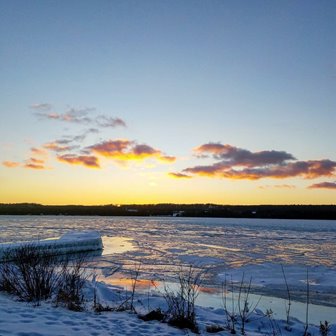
[102,236,135,255]
[102,277,159,291]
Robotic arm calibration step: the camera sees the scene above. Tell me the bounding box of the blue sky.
[1,0,335,204]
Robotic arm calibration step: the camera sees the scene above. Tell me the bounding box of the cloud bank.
[170,143,336,181]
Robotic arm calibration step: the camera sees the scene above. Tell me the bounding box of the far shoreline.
[1,203,336,220]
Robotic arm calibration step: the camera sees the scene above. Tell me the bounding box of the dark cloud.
[308,182,336,189]
[57,154,100,168]
[175,143,336,181]
[194,143,295,166]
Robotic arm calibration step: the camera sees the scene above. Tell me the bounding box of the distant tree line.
[0,203,336,219]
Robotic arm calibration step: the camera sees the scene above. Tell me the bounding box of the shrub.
[0,245,61,303]
[162,265,202,334]
[55,256,88,311]
[0,245,88,309]
[320,321,330,336]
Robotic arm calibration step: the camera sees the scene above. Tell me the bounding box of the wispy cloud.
[44,141,78,152]
[30,103,52,111]
[47,129,100,148]
[24,163,45,169]
[308,181,336,190]
[168,172,192,179]
[96,116,126,128]
[24,157,46,170]
[36,107,93,124]
[89,139,176,163]
[2,161,20,168]
[31,147,48,157]
[33,105,126,129]
[171,143,336,181]
[57,154,100,168]
[258,184,296,190]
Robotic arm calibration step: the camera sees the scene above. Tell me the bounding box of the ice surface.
[0,216,335,329]
[0,230,103,259]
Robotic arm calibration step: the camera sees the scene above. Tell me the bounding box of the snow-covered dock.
[0,231,103,260]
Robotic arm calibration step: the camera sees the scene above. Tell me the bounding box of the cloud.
[89,139,175,163]
[168,172,192,179]
[96,116,126,128]
[31,147,48,156]
[44,142,78,152]
[258,184,296,190]
[184,159,336,180]
[176,143,336,181]
[24,163,45,169]
[86,128,99,134]
[36,107,93,124]
[2,161,20,168]
[24,157,46,170]
[194,143,295,166]
[30,103,52,111]
[34,105,126,128]
[29,158,44,164]
[160,155,176,163]
[308,182,336,190]
[57,154,100,168]
[48,129,100,147]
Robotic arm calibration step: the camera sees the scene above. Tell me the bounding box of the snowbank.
[0,278,335,336]
[0,231,103,260]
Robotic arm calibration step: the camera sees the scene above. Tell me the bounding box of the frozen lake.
[0,215,335,323]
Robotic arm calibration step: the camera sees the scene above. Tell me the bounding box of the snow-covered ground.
[0,276,335,336]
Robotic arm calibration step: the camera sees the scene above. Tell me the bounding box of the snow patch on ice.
[0,230,103,259]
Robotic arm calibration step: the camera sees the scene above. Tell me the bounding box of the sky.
[0,0,335,205]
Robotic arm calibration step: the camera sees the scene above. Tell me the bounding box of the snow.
[0,276,335,336]
[218,262,336,310]
[0,231,103,260]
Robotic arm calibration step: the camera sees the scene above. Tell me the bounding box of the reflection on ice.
[97,274,336,325]
[102,236,136,255]
[102,277,158,291]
